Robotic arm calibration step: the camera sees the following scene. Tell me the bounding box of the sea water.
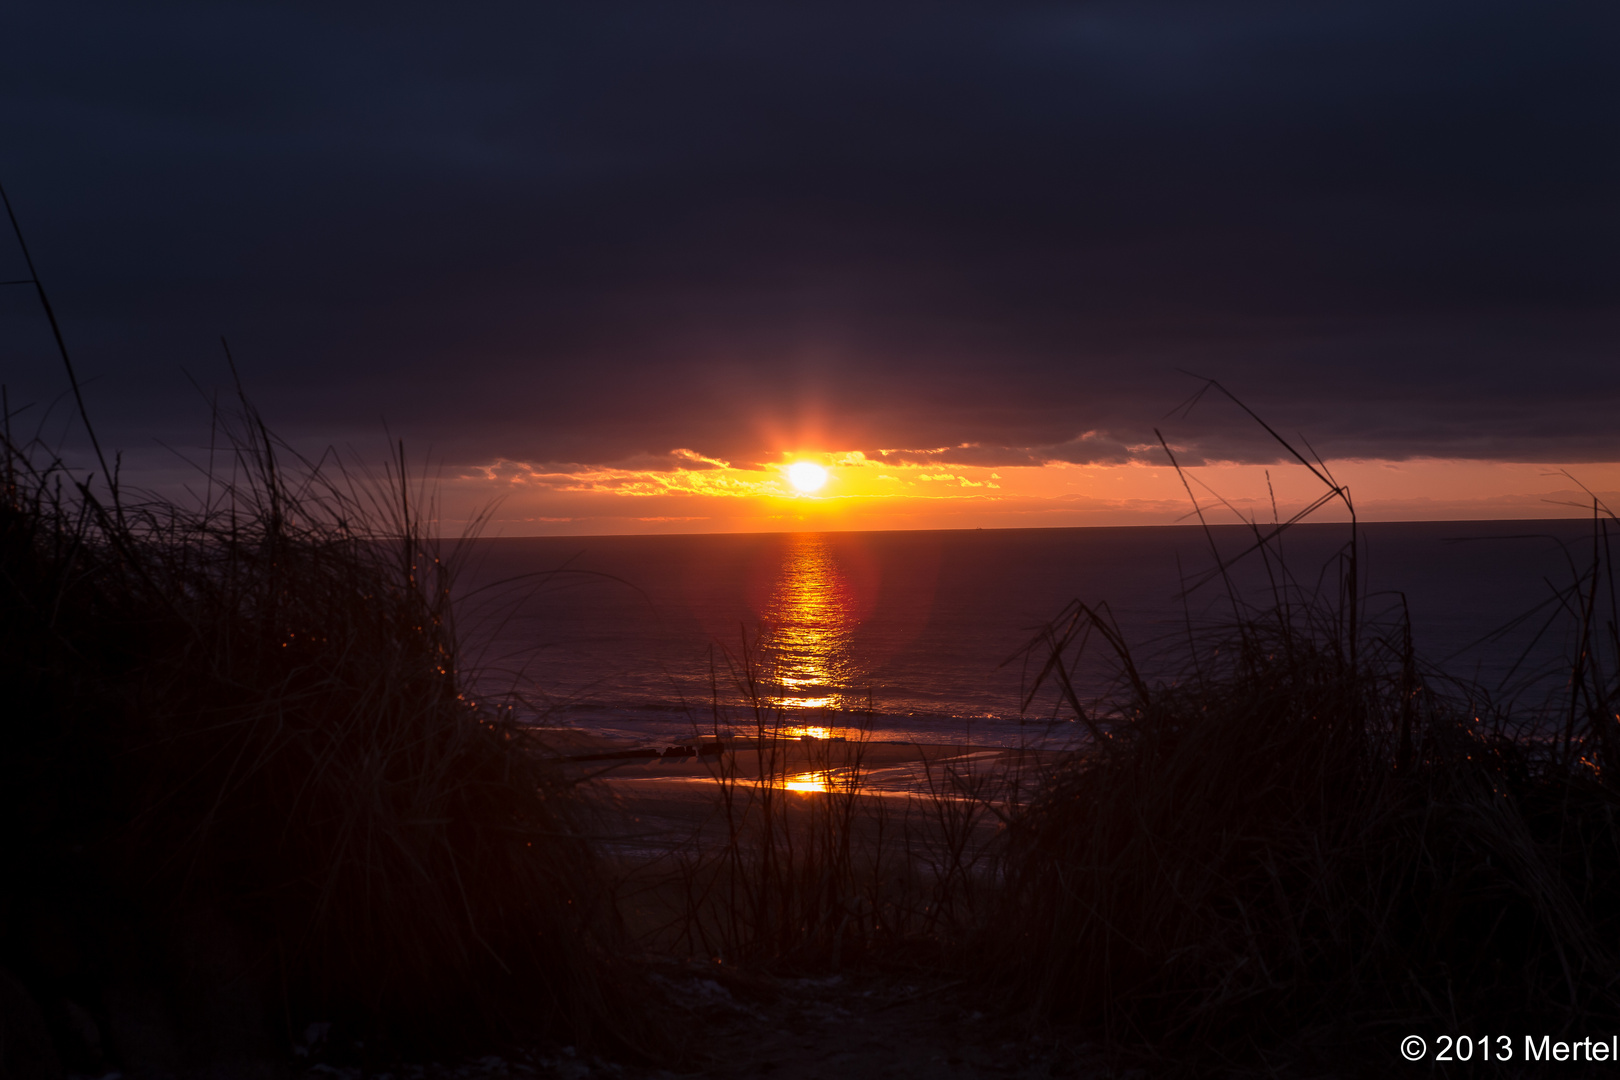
[451,520,1607,748]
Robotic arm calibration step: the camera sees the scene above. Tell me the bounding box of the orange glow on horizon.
[445,452,1620,535]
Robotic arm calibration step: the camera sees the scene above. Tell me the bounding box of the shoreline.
[535,727,1069,798]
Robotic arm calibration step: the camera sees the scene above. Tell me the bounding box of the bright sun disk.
[787,461,828,493]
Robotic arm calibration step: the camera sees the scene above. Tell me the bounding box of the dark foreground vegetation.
[989,578,1620,1070]
[5,384,1620,1078]
[980,412,1620,1073]
[0,403,630,1076]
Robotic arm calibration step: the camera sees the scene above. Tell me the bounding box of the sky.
[2,1,1617,534]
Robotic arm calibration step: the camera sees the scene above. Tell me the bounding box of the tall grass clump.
[0,400,625,1070]
[987,388,1620,1065]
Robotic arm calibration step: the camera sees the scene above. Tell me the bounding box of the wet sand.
[536,727,1065,793]
[531,730,1063,859]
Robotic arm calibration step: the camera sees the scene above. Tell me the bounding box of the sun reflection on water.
[783,771,833,793]
[779,768,867,794]
[759,533,864,716]
[783,724,836,740]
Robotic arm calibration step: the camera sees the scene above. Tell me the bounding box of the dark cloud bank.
[2,1,1616,473]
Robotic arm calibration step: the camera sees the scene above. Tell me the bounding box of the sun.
[786,461,828,493]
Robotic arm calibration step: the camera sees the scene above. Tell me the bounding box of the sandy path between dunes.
[639,965,1113,1080]
[289,971,1114,1079]
[510,730,1118,1079]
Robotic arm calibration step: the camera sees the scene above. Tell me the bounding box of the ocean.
[451,519,1605,749]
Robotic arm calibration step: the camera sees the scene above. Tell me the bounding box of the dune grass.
[991,597,1620,1059]
[612,644,1008,973]
[984,392,1620,1068]
[0,397,629,1070]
